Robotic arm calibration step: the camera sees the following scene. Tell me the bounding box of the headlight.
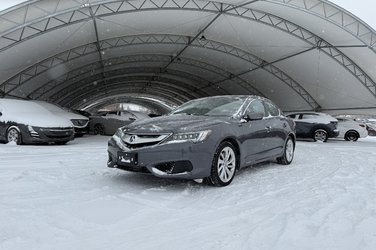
[27,126,39,137]
[114,128,124,138]
[171,130,211,143]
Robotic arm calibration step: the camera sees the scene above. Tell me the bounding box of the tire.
[345,131,359,142]
[277,136,295,165]
[313,129,328,142]
[204,141,237,187]
[93,124,105,135]
[6,127,22,145]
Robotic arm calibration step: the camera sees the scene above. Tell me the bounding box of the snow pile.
[0,136,375,249]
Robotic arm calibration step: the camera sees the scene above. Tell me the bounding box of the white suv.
[336,117,368,141]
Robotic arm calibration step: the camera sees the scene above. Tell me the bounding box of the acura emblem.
[129,135,136,143]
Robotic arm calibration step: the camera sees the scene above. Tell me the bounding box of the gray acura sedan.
[108,95,295,186]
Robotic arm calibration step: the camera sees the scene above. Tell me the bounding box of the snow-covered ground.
[1,136,375,250]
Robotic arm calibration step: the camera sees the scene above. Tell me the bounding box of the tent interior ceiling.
[0,0,375,115]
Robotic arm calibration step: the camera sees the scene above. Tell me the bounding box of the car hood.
[1,112,73,128]
[123,115,231,133]
[55,111,89,120]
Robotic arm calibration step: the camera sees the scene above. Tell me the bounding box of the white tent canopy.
[0,0,375,114]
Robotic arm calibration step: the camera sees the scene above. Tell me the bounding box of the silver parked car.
[33,101,89,137]
[90,110,150,135]
[108,95,296,186]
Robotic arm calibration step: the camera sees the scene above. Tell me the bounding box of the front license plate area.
[117,151,138,166]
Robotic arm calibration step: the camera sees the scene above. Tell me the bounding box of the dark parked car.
[108,95,296,186]
[0,99,74,145]
[286,112,339,142]
[90,110,150,135]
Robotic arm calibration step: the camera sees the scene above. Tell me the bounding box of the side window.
[245,99,265,116]
[263,100,280,117]
[301,114,318,120]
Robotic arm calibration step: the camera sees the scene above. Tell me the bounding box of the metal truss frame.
[65,83,191,108]
[3,34,315,108]
[0,0,374,107]
[26,53,245,100]
[79,93,177,111]
[54,70,214,105]
[83,97,171,114]
[40,65,230,103]
[266,0,376,51]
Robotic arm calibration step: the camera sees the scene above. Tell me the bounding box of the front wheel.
[204,142,237,187]
[6,127,22,145]
[93,124,105,135]
[345,131,359,141]
[277,136,294,165]
[313,129,328,142]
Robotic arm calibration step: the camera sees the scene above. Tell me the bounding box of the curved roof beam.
[265,0,376,52]
[26,53,245,100]
[0,0,374,102]
[79,94,177,111]
[3,35,263,99]
[64,82,192,108]
[54,71,210,104]
[35,64,229,102]
[2,33,314,108]
[84,97,172,114]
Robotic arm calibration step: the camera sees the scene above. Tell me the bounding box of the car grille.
[121,133,171,149]
[40,128,74,138]
[71,119,89,127]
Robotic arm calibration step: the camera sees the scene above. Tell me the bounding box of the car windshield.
[171,96,247,117]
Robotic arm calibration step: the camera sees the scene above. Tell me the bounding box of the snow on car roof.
[0,98,73,127]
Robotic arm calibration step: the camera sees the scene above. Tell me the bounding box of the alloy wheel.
[7,128,19,143]
[217,146,236,183]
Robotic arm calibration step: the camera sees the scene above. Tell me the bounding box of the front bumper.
[329,129,340,138]
[107,135,214,179]
[23,126,75,144]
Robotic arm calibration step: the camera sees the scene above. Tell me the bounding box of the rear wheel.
[205,141,237,187]
[6,127,22,145]
[277,136,294,165]
[313,129,328,142]
[345,131,359,141]
[93,124,105,135]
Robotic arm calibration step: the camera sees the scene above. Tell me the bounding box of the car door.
[287,114,305,137]
[263,99,286,156]
[238,99,270,164]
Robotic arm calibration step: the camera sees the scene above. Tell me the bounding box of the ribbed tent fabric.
[0,0,375,114]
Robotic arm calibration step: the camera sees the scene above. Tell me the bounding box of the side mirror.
[243,112,264,122]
